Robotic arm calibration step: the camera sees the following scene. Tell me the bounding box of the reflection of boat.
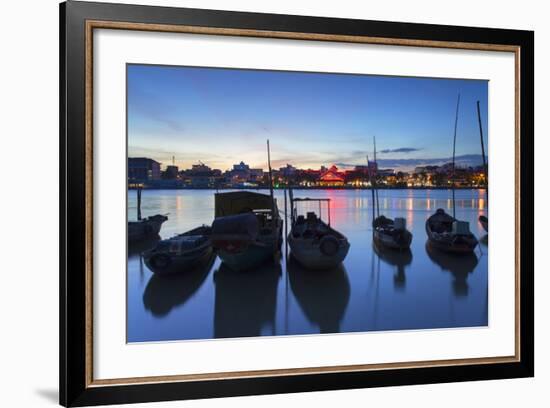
[213,261,281,338]
[426,209,478,254]
[367,137,412,250]
[128,188,167,243]
[143,226,213,276]
[287,194,350,270]
[287,258,350,333]
[373,243,412,290]
[373,215,413,251]
[142,251,215,317]
[426,241,478,297]
[479,215,488,233]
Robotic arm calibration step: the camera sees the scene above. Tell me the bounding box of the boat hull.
[217,242,277,272]
[145,246,214,276]
[425,210,478,254]
[128,215,167,243]
[373,228,412,250]
[288,235,350,270]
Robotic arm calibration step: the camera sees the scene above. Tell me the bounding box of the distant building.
[128,157,161,181]
[319,165,345,186]
[183,162,221,188]
[279,164,297,178]
[164,165,179,179]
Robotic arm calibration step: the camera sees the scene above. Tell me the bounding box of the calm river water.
[127,188,488,343]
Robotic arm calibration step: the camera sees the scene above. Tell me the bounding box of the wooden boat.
[142,250,215,316]
[287,195,350,270]
[366,137,412,250]
[373,215,413,251]
[426,209,478,254]
[211,192,282,271]
[128,214,167,243]
[143,225,213,276]
[128,187,167,243]
[478,215,488,232]
[426,94,478,254]
[211,141,283,272]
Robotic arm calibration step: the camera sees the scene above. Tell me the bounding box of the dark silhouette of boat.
[367,137,412,250]
[128,187,167,243]
[213,261,281,338]
[287,193,350,270]
[143,225,213,276]
[211,141,282,272]
[479,215,488,233]
[142,250,215,317]
[426,95,478,254]
[287,258,350,333]
[373,215,413,251]
[426,209,478,254]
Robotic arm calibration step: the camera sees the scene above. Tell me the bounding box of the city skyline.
[128,64,488,172]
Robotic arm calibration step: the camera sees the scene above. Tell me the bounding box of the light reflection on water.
[127,188,488,343]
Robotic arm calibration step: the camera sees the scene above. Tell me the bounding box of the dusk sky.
[127,64,488,172]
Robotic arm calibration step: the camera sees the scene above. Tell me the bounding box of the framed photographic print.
[60,0,534,406]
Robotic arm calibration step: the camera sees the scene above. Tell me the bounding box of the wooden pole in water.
[137,186,142,221]
[373,136,380,218]
[284,187,288,258]
[452,94,461,219]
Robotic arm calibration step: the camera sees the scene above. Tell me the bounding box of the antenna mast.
[451,94,461,219]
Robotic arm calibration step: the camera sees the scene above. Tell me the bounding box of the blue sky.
[127,64,488,172]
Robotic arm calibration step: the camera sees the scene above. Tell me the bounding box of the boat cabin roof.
[215,191,277,217]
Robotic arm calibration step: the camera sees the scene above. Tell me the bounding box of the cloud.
[379,147,421,154]
[335,154,488,172]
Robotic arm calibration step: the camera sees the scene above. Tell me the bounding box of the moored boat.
[128,187,167,243]
[288,195,350,270]
[211,191,283,271]
[128,214,168,243]
[479,214,488,233]
[426,94,478,254]
[373,215,413,251]
[426,209,478,254]
[143,225,213,276]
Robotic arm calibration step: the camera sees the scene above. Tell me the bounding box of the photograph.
[126,64,489,343]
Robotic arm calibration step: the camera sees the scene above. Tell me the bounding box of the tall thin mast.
[373,136,380,217]
[267,139,275,218]
[476,100,488,188]
[367,155,376,233]
[451,94,461,219]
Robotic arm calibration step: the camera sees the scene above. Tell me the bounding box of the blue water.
[127,188,488,342]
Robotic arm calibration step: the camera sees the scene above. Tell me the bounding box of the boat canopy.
[215,191,276,217]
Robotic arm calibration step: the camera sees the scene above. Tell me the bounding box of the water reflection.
[425,242,478,297]
[287,258,350,333]
[142,252,215,317]
[213,261,281,338]
[128,189,489,342]
[373,244,413,291]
